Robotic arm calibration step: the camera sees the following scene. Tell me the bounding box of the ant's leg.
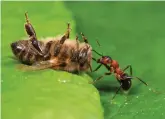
[92,57,97,62]
[24,12,43,54]
[111,85,122,100]
[92,72,111,84]
[134,77,148,86]
[92,64,102,72]
[104,64,111,70]
[123,65,148,86]
[123,65,132,76]
[92,49,103,57]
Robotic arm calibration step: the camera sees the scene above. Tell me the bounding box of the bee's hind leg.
[54,23,71,57]
[81,32,88,44]
[60,23,71,44]
[24,12,44,55]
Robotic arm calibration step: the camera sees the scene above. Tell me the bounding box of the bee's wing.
[17,59,63,71]
[8,56,18,60]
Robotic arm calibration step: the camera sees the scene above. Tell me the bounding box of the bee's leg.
[24,12,43,55]
[76,35,79,49]
[70,36,79,63]
[24,12,36,37]
[30,37,44,55]
[43,41,53,60]
[60,23,71,44]
[66,22,71,39]
[87,63,92,72]
[54,24,71,57]
[81,32,88,44]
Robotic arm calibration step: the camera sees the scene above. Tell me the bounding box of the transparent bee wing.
[17,60,58,71]
[8,56,18,60]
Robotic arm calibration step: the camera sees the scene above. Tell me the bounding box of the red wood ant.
[91,48,148,99]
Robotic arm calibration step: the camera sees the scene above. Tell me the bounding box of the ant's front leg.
[91,57,102,72]
[91,72,111,84]
[123,65,132,76]
[24,12,43,54]
[92,64,102,72]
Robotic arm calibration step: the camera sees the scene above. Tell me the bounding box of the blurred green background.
[2,1,165,119]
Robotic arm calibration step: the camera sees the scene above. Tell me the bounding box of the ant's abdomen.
[120,78,132,91]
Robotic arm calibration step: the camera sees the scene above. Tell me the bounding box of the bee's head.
[11,41,24,56]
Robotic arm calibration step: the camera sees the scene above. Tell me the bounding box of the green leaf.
[2,70,103,119]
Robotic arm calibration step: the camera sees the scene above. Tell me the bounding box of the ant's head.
[97,56,112,64]
[92,50,112,64]
[120,73,132,91]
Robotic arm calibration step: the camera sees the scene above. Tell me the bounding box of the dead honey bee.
[11,12,92,72]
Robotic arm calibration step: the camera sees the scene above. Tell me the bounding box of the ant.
[91,42,148,99]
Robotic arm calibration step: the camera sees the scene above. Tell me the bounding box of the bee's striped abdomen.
[11,40,45,65]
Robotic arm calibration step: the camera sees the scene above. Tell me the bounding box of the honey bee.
[11,12,92,72]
